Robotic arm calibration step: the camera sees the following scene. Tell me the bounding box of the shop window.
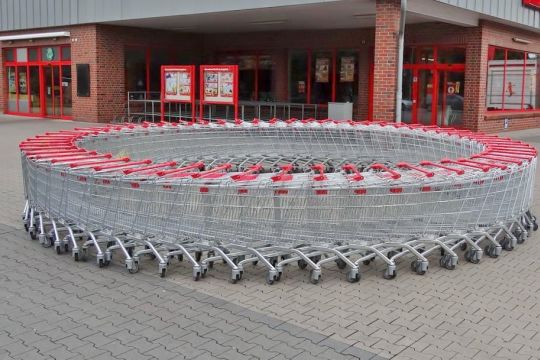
[5,49,14,62]
[289,50,308,103]
[16,48,28,62]
[61,47,71,61]
[41,47,59,62]
[438,47,466,64]
[258,55,274,102]
[125,48,147,92]
[336,51,358,103]
[311,51,333,104]
[150,49,169,92]
[218,53,275,101]
[486,46,539,111]
[417,47,435,64]
[28,48,38,62]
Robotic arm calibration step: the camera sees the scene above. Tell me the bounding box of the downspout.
[395,0,407,123]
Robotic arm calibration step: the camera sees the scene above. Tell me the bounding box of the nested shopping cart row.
[19,119,538,284]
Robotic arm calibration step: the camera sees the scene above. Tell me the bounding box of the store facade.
[0,0,539,132]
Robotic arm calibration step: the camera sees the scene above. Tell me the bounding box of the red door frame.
[402,45,465,126]
[3,46,72,119]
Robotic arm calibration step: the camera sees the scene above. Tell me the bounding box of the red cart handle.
[191,163,232,179]
[441,158,490,172]
[123,161,177,175]
[50,154,112,164]
[271,164,294,182]
[94,159,152,172]
[369,163,401,179]
[231,164,263,182]
[70,157,130,168]
[342,164,364,181]
[419,161,465,175]
[471,155,523,165]
[311,163,328,181]
[396,162,435,177]
[155,162,205,177]
[458,158,507,170]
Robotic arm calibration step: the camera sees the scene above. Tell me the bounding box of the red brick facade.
[372,0,401,121]
[1,0,539,132]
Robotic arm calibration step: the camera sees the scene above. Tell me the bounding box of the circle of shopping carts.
[20,119,538,284]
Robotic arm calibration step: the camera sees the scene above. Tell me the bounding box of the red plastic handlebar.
[369,163,401,179]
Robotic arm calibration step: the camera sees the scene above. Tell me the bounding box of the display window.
[3,45,72,119]
[288,49,360,105]
[486,46,540,111]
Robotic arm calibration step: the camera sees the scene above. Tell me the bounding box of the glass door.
[417,69,435,125]
[43,65,61,117]
[437,71,465,127]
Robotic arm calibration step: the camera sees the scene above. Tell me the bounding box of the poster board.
[199,65,238,122]
[160,65,196,122]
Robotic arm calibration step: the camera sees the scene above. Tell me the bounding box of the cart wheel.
[24,223,29,232]
[517,232,526,244]
[484,245,497,258]
[297,259,308,270]
[440,248,445,257]
[177,254,184,262]
[193,272,200,281]
[201,268,207,278]
[252,260,258,266]
[29,230,37,240]
[73,252,79,262]
[411,260,426,275]
[64,244,69,253]
[363,259,372,266]
[160,268,167,278]
[98,259,105,268]
[269,257,278,267]
[465,250,480,264]
[266,274,275,285]
[387,250,398,259]
[276,272,282,282]
[309,270,320,284]
[55,246,61,255]
[128,261,139,274]
[383,269,396,280]
[501,237,514,251]
[195,251,202,262]
[335,259,347,270]
[439,255,455,270]
[460,242,467,251]
[81,248,88,262]
[346,270,360,283]
[533,222,538,231]
[310,255,321,264]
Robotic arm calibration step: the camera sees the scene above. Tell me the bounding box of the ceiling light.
[250,20,287,25]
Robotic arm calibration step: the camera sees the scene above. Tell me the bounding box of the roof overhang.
[0,31,70,42]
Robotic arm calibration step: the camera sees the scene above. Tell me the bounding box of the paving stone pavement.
[2,115,540,360]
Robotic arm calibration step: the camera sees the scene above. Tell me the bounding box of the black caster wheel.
[64,244,69,253]
[465,250,480,264]
[346,271,360,283]
[484,245,498,258]
[533,222,538,231]
[310,255,321,264]
[500,237,514,251]
[410,260,426,275]
[195,251,202,262]
[98,259,105,268]
[387,250,398,259]
[160,268,167,278]
[335,259,347,270]
[24,223,29,232]
[383,270,397,280]
[363,259,372,266]
[460,242,467,251]
[74,252,79,262]
[177,254,184,262]
[29,231,37,240]
[269,257,278,267]
[275,272,282,282]
[128,261,139,274]
[309,270,320,284]
[55,246,61,255]
[297,259,308,270]
[439,255,456,270]
[193,272,200,281]
[440,248,445,257]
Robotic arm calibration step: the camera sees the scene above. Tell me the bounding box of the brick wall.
[372,0,401,121]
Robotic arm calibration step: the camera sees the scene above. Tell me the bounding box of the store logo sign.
[45,47,54,61]
[523,0,540,9]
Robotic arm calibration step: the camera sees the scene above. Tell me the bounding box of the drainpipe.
[395,0,407,123]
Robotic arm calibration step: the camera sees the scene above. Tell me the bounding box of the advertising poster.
[202,67,236,104]
[340,57,355,82]
[315,58,330,83]
[163,67,192,102]
[8,71,16,93]
[18,72,27,94]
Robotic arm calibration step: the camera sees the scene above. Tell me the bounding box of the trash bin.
[328,102,353,121]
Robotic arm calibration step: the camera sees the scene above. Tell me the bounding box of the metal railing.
[126,92,326,123]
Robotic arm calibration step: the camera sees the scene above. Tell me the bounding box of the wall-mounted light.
[513,37,531,44]
[250,19,287,25]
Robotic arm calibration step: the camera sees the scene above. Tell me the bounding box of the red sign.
[523,0,540,9]
[199,65,239,122]
[160,65,196,122]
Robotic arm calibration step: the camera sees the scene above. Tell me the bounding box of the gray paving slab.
[2,115,540,360]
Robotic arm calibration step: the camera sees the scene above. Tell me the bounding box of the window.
[217,53,275,101]
[28,48,38,61]
[16,48,28,62]
[41,47,59,61]
[5,49,14,62]
[288,49,360,105]
[125,48,147,92]
[61,47,71,61]
[486,46,540,111]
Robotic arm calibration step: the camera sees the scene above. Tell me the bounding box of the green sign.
[45,47,55,61]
